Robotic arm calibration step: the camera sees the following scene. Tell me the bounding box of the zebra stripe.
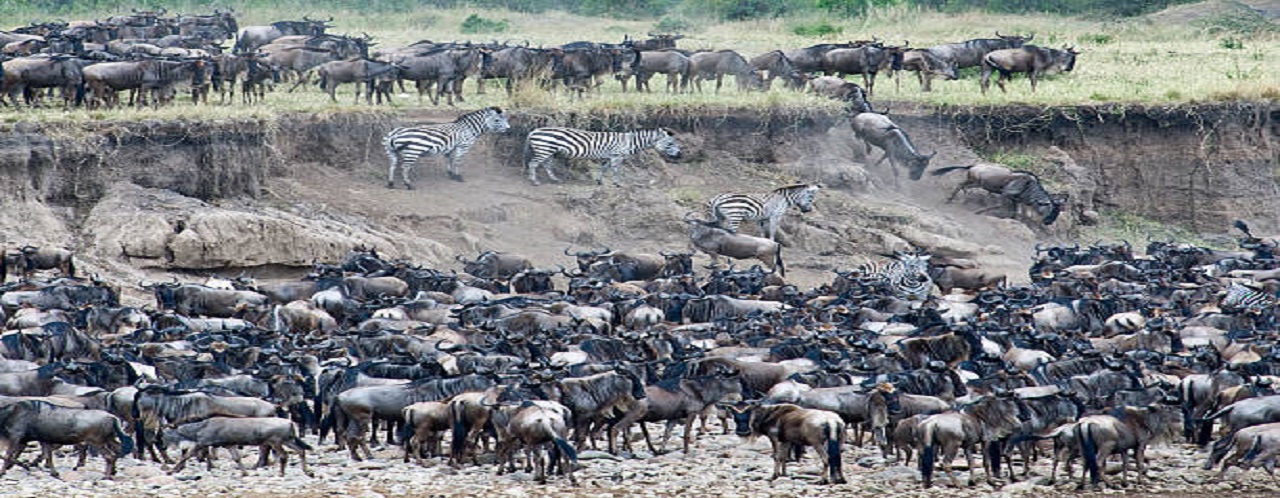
[523,127,681,186]
[383,106,510,188]
[1222,282,1276,313]
[859,252,933,300]
[707,184,821,241]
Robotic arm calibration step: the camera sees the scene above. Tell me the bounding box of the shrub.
[792,22,843,37]
[460,14,509,34]
[1078,32,1113,45]
[653,16,692,34]
[1219,37,1244,49]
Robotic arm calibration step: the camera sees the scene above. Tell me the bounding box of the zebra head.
[651,128,681,159]
[794,184,822,213]
[481,107,511,133]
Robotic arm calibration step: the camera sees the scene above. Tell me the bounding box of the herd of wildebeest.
[4,212,1280,489]
[0,7,1081,108]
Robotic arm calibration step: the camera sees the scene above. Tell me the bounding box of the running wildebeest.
[850,113,935,183]
[931,163,1069,225]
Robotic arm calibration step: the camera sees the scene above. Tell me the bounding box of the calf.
[399,401,451,464]
[496,400,578,484]
[725,402,846,484]
[165,416,313,477]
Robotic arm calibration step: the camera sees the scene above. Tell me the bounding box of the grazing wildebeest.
[685,213,785,276]
[724,402,847,484]
[0,400,133,478]
[315,58,401,104]
[622,50,691,93]
[164,416,314,477]
[931,163,1069,225]
[688,50,762,93]
[849,113,935,182]
[749,50,803,90]
[822,42,905,95]
[901,48,959,92]
[980,45,1079,94]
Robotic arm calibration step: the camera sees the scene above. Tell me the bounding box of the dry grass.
[2,4,1277,124]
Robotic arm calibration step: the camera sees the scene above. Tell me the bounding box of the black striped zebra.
[523,127,681,186]
[1222,281,1276,313]
[858,251,933,301]
[706,184,822,241]
[382,106,510,189]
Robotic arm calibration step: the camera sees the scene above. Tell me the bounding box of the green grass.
[0,3,1277,123]
[1079,210,1221,248]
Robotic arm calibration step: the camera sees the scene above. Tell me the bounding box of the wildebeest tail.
[930,165,973,177]
[553,435,578,463]
[1079,423,1100,485]
[319,399,342,444]
[114,418,135,457]
[397,411,417,451]
[1207,429,1242,468]
[825,423,843,483]
[1242,434,1265,464]
[919,423,936,487]
[1197,405,1234,423]
[288,424,314,452]
[65,255,75,278]
[450,403,471,461]
[130,395,147,452]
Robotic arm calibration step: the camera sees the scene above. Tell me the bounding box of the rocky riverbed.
[5,423,1280,498]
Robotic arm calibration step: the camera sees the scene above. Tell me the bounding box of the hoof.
[385,183,395,189]
[449,175,465,182]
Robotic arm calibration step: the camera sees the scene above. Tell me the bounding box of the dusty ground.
[4,420,1280,498]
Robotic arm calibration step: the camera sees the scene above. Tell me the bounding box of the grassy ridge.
[0,3,1276,123]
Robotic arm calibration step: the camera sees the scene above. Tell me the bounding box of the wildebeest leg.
[74,444,88,469]
[770,441,787,480]
[997,70,1011,93]
[1029,71,1038,93]
[639,421,660,454]
[41,443,60,478]
[169,444,203,474]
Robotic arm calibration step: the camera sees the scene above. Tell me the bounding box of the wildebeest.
[145,281,269,318]
[980,45,1079,94]
[164,416,314,477]
[0,400,133,478]
[1204,421,1280,479]
[1074,404,1181,489]
[901,48,959,92]
[749,50,802,90]
[234,17,331,54]
[3,246,74,281]
[919,32,1034,75]
[688,50,762,93]
[823,42,905,95]
[849,113,934,182]
[494,400,578,484]
[724,402,847,484]
[83,58,202,108]
[315,58,401,104]
[685,213,785,276]
[917,392,1027,488]
[806,76,873,113]
[399,401,452,463]
[621,50,691,93]
[1,56,89,107]
[931,163,1069,225]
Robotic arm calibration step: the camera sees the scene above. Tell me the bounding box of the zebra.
[382,106,511,189]
[858,251,934,301]
[705,184,822,241]
[523,127,681,186]
[1222,281,1277,313]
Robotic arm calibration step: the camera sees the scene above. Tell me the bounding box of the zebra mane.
[457,107,502,121]
[773,184,814,193]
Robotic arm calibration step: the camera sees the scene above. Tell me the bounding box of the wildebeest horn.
[995,31,1005,38]
[1026,32,1036,41]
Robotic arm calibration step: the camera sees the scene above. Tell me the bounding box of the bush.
[792,22,843,37]
[1078,33,1113,44]
[653,16,692,34]
[1219,37,1244,49]
[460,14,509,34]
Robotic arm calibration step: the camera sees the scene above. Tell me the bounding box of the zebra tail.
[929,165,973,177]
